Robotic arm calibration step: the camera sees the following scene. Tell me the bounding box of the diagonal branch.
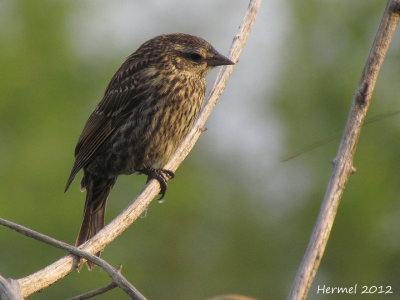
[287,1,400,299]
[66,281,117,300]
[0,218,146,299]
[15,0,262,297]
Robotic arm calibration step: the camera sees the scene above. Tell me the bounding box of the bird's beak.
[206,52,235,67]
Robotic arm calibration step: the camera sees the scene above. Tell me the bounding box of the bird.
[65,33,234,265]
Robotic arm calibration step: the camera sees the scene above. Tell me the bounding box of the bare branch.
[66,282,117,300]
[0,218,146,299]
[287,1,400,300]
[15,0,262,297]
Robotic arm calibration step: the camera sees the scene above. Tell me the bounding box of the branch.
[66,282,117,300]
[287,1,400,299]
[15,0,262,297]
[0,218,146,299]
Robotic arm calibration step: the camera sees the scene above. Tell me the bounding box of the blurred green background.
[1,1,400,299]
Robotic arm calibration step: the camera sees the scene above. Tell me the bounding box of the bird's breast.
[108,73,205,174]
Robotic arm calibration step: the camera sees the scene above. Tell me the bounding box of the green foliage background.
[1,1,400,299]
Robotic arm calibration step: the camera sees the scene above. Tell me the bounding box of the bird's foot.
[141,168,175,200]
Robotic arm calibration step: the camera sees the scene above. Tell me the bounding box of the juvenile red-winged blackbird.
[65,33,234,258]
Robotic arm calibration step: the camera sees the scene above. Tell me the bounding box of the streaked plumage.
[65,33,233,267]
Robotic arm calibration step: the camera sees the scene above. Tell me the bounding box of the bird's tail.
[76,174,116,269]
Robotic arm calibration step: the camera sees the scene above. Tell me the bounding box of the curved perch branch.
[16,0,262,297]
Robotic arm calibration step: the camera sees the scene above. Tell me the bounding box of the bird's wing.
[65,58,147,192]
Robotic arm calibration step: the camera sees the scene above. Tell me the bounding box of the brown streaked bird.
[65,33,234,267]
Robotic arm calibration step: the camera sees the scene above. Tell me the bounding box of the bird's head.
[138,33,234,78]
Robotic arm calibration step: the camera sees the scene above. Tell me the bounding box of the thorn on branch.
[350,166,357,174]
[355,81,370,106]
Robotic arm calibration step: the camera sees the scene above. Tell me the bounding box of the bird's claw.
[141,168,175,200]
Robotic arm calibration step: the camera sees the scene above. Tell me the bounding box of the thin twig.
[0,218,146,300]
[281,108,400,162]
[287,1,400,300]
[66,282,118,300]
[16,0,262,297]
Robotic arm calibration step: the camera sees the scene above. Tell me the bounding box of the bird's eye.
[187,52,203,62]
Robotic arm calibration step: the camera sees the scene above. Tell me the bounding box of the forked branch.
[0,218,145,299]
